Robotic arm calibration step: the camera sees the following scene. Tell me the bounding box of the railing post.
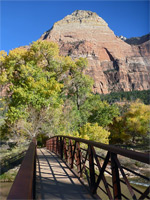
[46,140,48,150]
[76,142,82,177]
[111,153,121,200]
[47,140,50,151]
[63,138,67,162]
[60,136,63,159]
[50,139,52,151]
[68,139,73,168]
[54,137,56,153]
[56,136,59,154]
[52,138,54,152]
[89,145,95,192]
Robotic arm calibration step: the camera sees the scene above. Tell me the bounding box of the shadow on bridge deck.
[36,148,99,200]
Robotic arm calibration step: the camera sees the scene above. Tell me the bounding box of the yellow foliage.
[7,48,27,60]
[110,100,150,144]
[125,100,150,136]
[0,50,7,62]
[80,123,110,144]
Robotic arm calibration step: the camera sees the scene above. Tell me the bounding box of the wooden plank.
[36,148,99,200]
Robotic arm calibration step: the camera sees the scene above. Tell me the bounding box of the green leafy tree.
[0,41,64,138]
[61,57,94,130]
[0,40,121,145]
[66,57,93,110]
[0,41,95,140]
[100,90,150,105]
[82,95,119,128]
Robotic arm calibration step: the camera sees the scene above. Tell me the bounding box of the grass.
[0,166,19,182]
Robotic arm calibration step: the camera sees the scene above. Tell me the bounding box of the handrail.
[7,139,37,200]
[46,135,150,200]
[48,135,149,164]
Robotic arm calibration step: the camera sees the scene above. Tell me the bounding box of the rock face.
[40,10,150,94]
[124,34,150,45]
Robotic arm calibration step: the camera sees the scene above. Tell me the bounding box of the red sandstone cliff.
[40,10,150,94]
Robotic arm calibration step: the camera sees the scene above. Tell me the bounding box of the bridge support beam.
[111,153,121,200]
[89,145,95,193]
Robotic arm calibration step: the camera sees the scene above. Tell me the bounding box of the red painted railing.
[7,139,37,200]
[46,135,150,200]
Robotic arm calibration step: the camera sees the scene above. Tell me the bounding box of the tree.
[80,122,110,144]
[0,40,121,145]
[62,68,119,136]
[0,41,64,139]
[0,50,8,97]
[124,100,150,143]
[66,57,93,111]
[109,100,150,144]
[87,95,119,128]
[0,41,95,140]
[61,57,94,129]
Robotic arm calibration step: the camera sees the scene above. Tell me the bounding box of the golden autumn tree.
[110,100,150,144]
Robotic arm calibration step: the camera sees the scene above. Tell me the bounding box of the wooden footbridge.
[7,136,150,200]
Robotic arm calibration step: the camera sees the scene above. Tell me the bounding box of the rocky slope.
[40,10,150,94]
[124,34,150,45]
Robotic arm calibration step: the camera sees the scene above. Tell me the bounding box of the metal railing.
[0,150,26,175]
[7,139,37,200]
[46,135,150,200]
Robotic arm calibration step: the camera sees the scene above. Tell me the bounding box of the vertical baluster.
[46,140,48,150]
[60,136,63,159]
[51,139,53,151]
[50,139,52,151]
[55,137,56,153]
[47,140,48,150]
[76,142,82,177]
[52,138,55,151]
[49,140,50,151]
[89,145,95,192]
[46,140,47,149]
[58,137,60,156]
[111,153,121,200]
[56,136,59,155]
[63,138,67,162]
[68,139,73,168]
[55,137,57,153]
[54,137,56,153]
[71,141,74,169]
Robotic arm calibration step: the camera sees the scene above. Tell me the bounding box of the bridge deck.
[36,148,98,200]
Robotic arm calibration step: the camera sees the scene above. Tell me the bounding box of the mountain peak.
[71,10,98,18]
[40,10,150,94]
[54,10,108,26]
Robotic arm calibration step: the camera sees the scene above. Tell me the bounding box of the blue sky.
[1,0,149,53]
